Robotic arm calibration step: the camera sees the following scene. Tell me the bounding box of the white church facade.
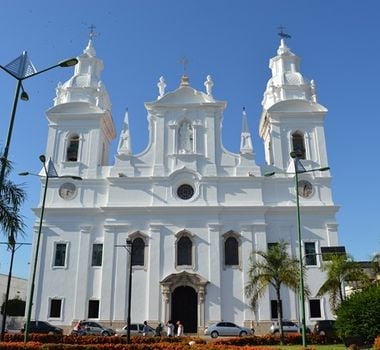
[29,37,340,334]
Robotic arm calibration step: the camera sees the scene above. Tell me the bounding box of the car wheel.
[239,331,247,337]
[319,330,326,336]
[48,331,54,335]
[210,331,219,338]
[102,331,110,336]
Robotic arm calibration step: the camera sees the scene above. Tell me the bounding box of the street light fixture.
[19,155,81,342]
[0,52,78,192]
[265,150,330,347]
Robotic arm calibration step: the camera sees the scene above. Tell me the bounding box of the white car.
[269,320,310,335]
[116,323,155,337]
[204,322,254,338]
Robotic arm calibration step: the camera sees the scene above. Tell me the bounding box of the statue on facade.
[178,121,193,153]
[157,76,166,98]
[204,75,213,96]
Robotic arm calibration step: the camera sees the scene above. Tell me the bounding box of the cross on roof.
[179,56,189,73]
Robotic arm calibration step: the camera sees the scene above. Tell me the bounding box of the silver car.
[204,322,254,338]
[116,323,156,337]
[72,321,115,336]
[269,320,310,335]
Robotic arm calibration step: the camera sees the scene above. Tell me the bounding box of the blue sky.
[0,1,379,278]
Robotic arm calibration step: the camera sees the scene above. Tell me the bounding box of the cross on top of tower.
[277,25,291,39]
[88,24,98,40]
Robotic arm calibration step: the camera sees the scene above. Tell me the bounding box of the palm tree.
[317,253,370,312]
[0,157,26,243]
[244,241,305,344]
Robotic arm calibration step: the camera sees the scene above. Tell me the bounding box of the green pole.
[24,171,49,342]
[294,159,307,347]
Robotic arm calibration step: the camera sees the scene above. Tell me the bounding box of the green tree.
[371,253,380,284]
[1,298,25,316]
[335,284,380,344]
[244,241,305,344]
[0,157,26,244]
[317,254,370,312]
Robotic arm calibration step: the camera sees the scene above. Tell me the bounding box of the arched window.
[131,237,145,266]
[66,134,79,162]
[177,236,192,266]
[292,131,306,159]
[225,236,239,266]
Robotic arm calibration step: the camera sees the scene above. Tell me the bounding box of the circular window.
[177,184,194,200]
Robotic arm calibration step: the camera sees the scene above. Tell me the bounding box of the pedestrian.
[166,320,174,337]
[142,321,150,336]
[176,320,184,336]
[155,323,163,336]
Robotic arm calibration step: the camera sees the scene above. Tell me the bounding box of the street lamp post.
[265,150,329,348]
[0,241,31,340]
[0,52,78,192]
[20,155,81,342]
[115,239,133,343]
[126,239,133,344]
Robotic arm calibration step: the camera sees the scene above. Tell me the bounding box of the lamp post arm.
[23,63,61,81]
[0,58,78,81]
[0,65,20,80]
[24,174,49,342]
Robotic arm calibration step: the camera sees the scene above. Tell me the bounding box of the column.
[162,285,170,324]
[207,224,221,321]
[109,224,129,323]
[73,225,92,320]
[147,224,162,322]
[254,224,270,321]
[99,225,117,324]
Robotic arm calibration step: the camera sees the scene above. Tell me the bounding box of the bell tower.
[45,35,115,177]
[259,38,329,171]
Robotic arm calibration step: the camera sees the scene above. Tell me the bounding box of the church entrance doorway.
[171,286,197,333]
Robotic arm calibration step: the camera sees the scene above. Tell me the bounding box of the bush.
[335,284,380,344]
[1,299,25,316]
[374,335,380,350]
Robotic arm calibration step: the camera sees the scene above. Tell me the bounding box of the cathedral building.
[29,36,340,334]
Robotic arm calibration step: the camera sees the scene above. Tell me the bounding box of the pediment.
[145,85,226,108]
[161,271,208,287]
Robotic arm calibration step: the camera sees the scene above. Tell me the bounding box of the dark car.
[21,321,63,335]
[313,320,336,337]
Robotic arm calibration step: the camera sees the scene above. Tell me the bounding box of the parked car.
[116,323,156,337]
[313,320,336,337]
[21,321,63,335]
[71,321,115,336]
[204,322,254,338]
[269,320,310,335]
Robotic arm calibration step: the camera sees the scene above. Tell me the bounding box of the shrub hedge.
[1,333,378,349]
